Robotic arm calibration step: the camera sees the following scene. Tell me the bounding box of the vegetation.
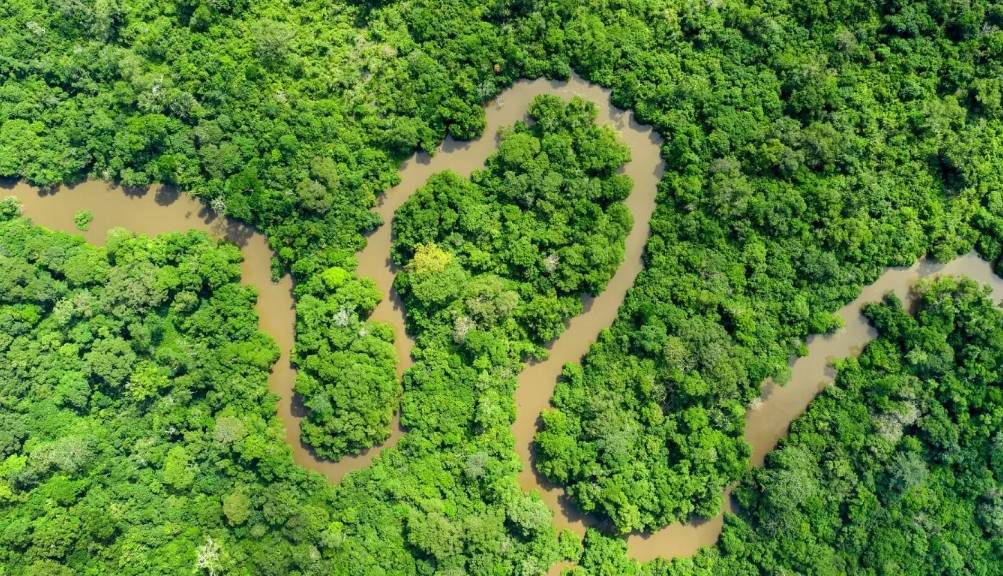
[0,95,632,575]
[535,0,1003,532]
[293,93,631,460]
[73,209,92,231]
[0,0,563,459]
[0,203,346,575]
[392,95,632,340]
[5,0,1003,572]
[571,277,1003,575]
[292,265,398,461]
[320,95,631,574]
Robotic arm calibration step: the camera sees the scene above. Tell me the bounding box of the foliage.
[536,0,1003,532]
[393,95,632,340]
[292,263,398,461]
[73,210,92,231]
[0,92,631,575]
[573,278,1003,574]
[7,0,1003,571]
[319,95,632,575]
[0,210,347,575]
[0,0,566,462]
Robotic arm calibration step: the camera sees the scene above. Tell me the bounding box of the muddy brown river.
[8,74,1003,569]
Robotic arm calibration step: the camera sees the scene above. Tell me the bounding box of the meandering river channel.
[8,74,1003,568]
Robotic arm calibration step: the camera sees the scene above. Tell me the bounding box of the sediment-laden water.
[10,75,1003,567]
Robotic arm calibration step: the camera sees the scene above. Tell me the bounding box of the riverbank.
[9,74,1003,567]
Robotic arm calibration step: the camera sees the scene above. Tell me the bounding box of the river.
[7,74,1003,569]
[619,252,1003,562]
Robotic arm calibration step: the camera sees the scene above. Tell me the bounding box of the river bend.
[9,74,1003,567]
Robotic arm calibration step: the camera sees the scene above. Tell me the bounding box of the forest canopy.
[316,94,632,574]
[292,264,398,461]
[572,277,1003,575]
[534,0,1003,533]
[0,92,635,575]
[0,203,348,575]
[4,0,1003,574]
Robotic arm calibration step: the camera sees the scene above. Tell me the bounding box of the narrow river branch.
[9,75,1003,567]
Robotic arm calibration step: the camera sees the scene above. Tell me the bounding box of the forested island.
[3,0,1003,574]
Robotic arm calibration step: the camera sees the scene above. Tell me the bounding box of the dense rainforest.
[4,0,1003,574]
[572,277,1003,575]
[0,95,632,574]
[0,202,345,574]
[323,94,631,574]
[293,261,397,461]
[536,0,1003,532]
[392,95,632,337]
[294,93,632,460]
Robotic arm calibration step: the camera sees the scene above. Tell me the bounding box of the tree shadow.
[155,185,181,206]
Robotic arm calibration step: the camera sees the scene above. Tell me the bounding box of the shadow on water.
[155,185,181,206]
[121,184,151,198]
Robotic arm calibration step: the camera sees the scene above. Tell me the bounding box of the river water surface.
[8,74,1003,568]
[619,252,1003,562]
